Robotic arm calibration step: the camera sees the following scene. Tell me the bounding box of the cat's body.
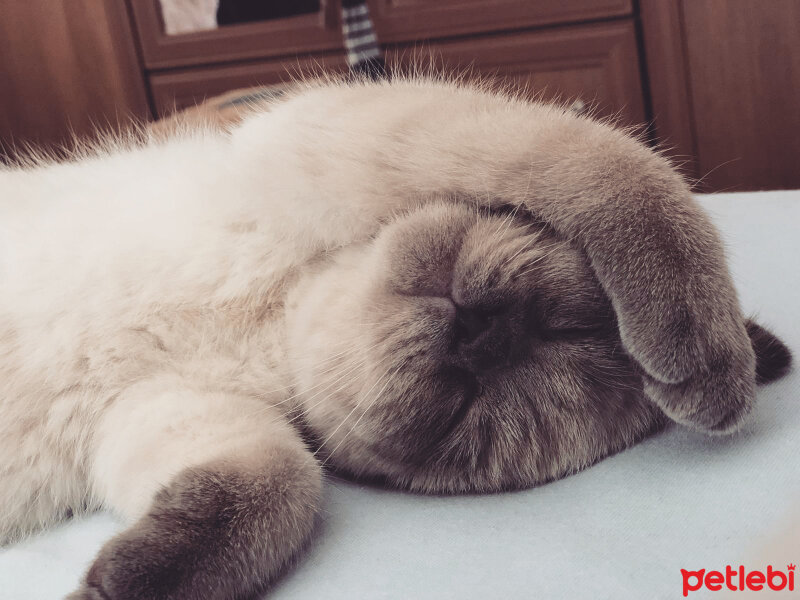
[0,78,790,599]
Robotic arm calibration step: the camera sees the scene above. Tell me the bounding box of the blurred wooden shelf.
[139,0,644,132]
[2,0,798,191]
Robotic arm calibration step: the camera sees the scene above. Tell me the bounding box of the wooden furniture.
[0,0,149,157]
[641,0,800,191]
[2,1,798,191]
[137,0,646,128]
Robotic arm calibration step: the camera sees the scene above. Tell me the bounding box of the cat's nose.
[452,305,515,371]
[454,305,493,344]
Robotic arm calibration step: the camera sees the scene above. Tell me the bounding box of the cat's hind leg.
[71,374,321,600]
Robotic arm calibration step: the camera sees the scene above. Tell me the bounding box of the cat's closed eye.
[535,300,616,341]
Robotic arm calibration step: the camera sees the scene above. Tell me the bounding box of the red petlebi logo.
[681,564,795,596]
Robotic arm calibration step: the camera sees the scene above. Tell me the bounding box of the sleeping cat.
[0,77,791,599]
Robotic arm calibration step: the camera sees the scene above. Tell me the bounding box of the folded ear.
[745,320,792,384]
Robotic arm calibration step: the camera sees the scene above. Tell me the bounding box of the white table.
[2,191,798,600]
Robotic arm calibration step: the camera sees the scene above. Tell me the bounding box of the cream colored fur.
[0,76,779,598]
[0,80,451,541]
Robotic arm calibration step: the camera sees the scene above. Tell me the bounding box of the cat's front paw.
[67,557,132,600]
[616,293,758,433]
[641,335,757,434]
[67,522,188,600]
[66,583,106,600]
[69,454,320,600]
[617,299,726,385]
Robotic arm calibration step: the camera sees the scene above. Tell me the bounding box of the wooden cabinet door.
[149,55,349,117]
[681,0,800,190]
[643,0,800,191]
[0,0,149,156]
[387,21,646,127]
[129,0,344,69]
[151,20,646,128]
[369,0,632,42]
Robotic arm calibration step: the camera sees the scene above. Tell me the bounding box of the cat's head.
[285,201,658,492]
[285,202,789,493]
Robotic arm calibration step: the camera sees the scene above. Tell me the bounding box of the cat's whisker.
[245,351,376,420]
[311,362,394,459]
[519,157,537,209]
[248,350,350,398]
[248,336,389,411]
[489,205,516,240]
[319,365,400,469]
[513,242,565,279]
[282,353,373,404]
[496,201,524,240]
[500,231,542,269]
[276,352,394,429]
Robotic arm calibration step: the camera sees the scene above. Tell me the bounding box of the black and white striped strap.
[341,0,385,79]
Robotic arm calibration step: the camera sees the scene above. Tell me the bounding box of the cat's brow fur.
[0,75,791,599]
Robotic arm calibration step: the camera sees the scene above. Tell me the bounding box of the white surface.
[1,191,798,599]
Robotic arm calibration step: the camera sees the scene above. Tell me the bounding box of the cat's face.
[286,202,664,493]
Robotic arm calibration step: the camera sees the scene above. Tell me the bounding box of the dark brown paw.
[66,585,110,600]
[69,515,198,600]
[615,282,760,434]
[618,302,708,386]
[642,346,756,434]
[70,450,320,600]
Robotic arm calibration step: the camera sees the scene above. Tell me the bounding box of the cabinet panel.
[369,0,633,43]
[0,0,149,156]
[149,55,349,117]
[639,0,699,179]
[388,21,646,126]
[682,0,800,191]
[151,21,646,128]
[130,0,344,69]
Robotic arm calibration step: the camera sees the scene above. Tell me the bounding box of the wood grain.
[681,0,800,191]
[130,0,634,70]
[0,0,149,157]
[369,0,632,43]
[639,0,699,180]
[387,21,646,127]
[149,54,349,117]
[129,0,344,70]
